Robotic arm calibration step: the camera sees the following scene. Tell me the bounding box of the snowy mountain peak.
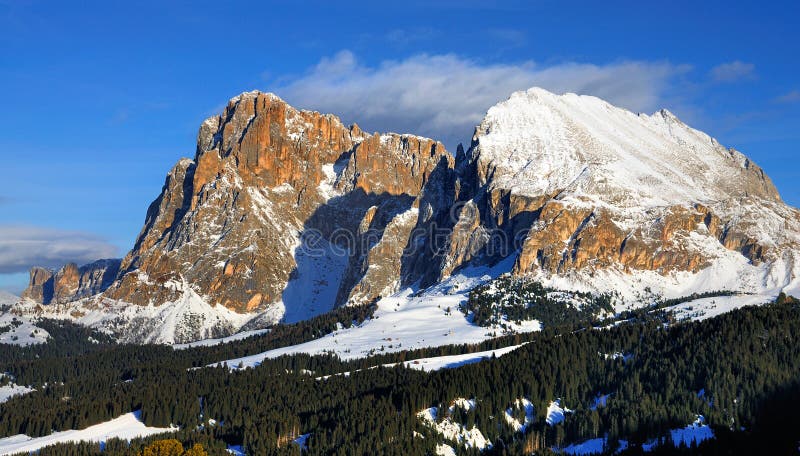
[471,86,780,209]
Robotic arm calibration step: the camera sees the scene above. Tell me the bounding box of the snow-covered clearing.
[417,400,492,450]
[0,382,33,404]
[0,411,175,455]
[561,416,713,454]
[643,416,714,450]
[546,399,572,426]
[0,311,49,346]
[398,344,524,371]
[504,398,535,432]
[173,329,270,349]
[315,344,525,380]
[214,257,535,367]
[561,437,629,455]
[663,294,770,321]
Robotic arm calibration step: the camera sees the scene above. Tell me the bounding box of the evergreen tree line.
[1,299,799,454]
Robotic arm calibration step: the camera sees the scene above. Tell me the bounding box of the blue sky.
[1,0,799,292]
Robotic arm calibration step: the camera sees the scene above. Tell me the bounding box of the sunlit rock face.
[97,91,455,315]
[443,87,798,294]
[21,260,120,305]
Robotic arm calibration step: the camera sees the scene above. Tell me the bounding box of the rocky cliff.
[20,259,120,304]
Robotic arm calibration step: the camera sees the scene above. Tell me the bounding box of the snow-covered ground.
[0,411,175,455]
[315,344,525,380]
[560,416,713,455]
[11,279,280,345]
[590,394,610,411]
[643,416,714,451]
[0,312,49,346]
[435,443,457,456]
[561,437,629,455]
[546,399,572,426]
[173,329,270,350]
[663,294,771,321]
[504,398,535,432]
[0,382,33,404]
[214,258,535,367]
[417,400,491,450]
[280,235,350,323]
[398,344,524,371]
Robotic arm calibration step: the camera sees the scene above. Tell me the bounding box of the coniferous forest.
[1,295,800,455]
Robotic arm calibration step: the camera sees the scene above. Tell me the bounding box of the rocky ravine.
[14,88,800,343]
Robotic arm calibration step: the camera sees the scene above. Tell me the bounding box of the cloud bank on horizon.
[276,50,693,149]
[0,226,119,275]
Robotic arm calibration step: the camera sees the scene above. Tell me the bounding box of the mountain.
[446,88,800,299]
[14,87,800,343]
[17,91,457,343]
[20,259,120,304]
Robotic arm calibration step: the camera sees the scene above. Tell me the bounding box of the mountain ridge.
[12,87,800,343]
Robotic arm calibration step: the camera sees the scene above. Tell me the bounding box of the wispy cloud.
[486,28,528,48]
[710,60,756,82]
[385,27,440,46]
[775,90,800,104]
[275,51,691,149]
[0,225,119,274]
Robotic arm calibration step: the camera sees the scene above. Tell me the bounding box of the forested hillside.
[1,296,800,455]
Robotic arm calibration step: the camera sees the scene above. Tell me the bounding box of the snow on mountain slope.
[216,256,537,367]
[474,87,778,207]
[13,279,280,344]
[0,379,33,404]
[0,291,18,307]
[0,312,49,346]
[8,87,799,346]
[0,411,174,456]
[280,236,350,323]
[315,344,526,379]
[464,87,800,305]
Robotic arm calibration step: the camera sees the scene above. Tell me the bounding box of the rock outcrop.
[21,259,120,304]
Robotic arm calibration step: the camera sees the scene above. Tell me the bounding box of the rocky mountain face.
[20,259,120,305]
[18,87,800,342]
[20,91,457,342]
[442,88,799,297]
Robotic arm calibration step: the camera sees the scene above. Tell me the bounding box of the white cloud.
[0,225,119,274]
[710,61,756,82]
[775,90,800,104]
[275,51,691,149]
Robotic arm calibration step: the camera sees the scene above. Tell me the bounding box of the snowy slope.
[0,411,175,455]
[315,344,525,379]
[473,87,778,208]
[0,312,49,346]
[12,279,280,344]
[216,257,537,367]
[0,382,33,404]
[471,87,800,306]
[0,291,17,307]
[172,329,270,350]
